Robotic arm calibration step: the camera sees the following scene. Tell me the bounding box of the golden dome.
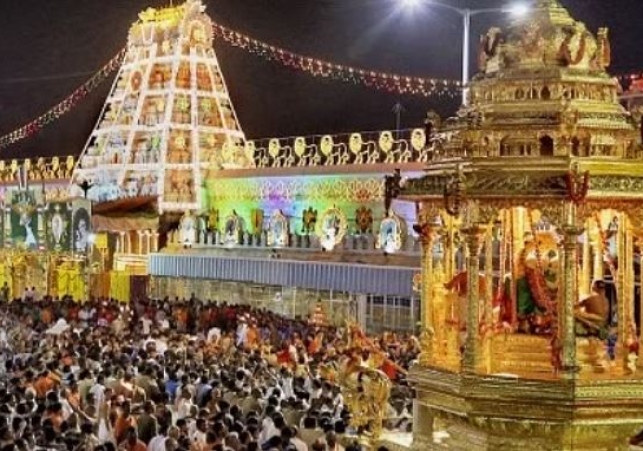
[444,0,640,160]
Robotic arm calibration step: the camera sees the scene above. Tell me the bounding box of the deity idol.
[511,234,558,333]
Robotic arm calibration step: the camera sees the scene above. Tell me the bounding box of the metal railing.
[0,156,76,183]
[248,128,433,168]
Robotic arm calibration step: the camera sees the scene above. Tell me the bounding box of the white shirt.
[141,318,153,336]
[147,435,166,451]
[89,383,105,405]
[156,340,168,355]
[190,429,206,445]
[60,398,74,421]
[207,327,221,342]
[291,437,308,451]
[281,377,294,400]
[236,324,248,347]
[259,418,280,446]
[176,398,193,420]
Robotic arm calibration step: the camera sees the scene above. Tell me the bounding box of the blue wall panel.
[149,254,418,298]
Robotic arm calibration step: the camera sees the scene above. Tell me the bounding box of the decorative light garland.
[211,21,462,98]
[619,72,643,81]
[0,47,127,151]
[3,16,643,152]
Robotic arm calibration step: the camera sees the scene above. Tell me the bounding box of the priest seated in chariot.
[575,279,611,340]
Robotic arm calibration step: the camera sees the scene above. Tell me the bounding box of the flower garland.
[525,211,554,314]
[0,47,127,151]
[211,21,461,98]
[564,169,590,205]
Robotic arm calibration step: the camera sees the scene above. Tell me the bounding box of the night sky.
[0,0,641,159]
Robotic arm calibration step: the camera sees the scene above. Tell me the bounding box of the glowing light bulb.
[401,0,422,9]
[506,3,530,16]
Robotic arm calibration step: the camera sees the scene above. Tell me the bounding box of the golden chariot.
[392,1,643,449]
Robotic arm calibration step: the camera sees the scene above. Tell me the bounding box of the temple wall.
[203,173,417,236]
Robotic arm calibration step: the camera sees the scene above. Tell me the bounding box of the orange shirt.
[308,334,323,355]
[33,376,55,399]
[114,415,137,443]
[246,327,259,349]
[45,412,64,431]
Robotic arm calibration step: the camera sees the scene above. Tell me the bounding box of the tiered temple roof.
[72,0,247,213]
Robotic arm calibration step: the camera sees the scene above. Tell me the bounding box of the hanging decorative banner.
[0,47,127,150]
[210,21,462,98]
[45,202,72,252]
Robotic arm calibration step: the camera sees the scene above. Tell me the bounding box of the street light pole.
[407,1,530,106]
[461,9,471,106]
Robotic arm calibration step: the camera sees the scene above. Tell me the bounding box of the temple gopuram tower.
[396,0,643,449]
[72,0,248,213]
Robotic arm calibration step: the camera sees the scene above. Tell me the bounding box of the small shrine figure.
[309,301,327,327]
[142,100,157,126]
[176,63,191,89]
[196,64,212,91]
[301,207,317,235]
[178,178,193,203]
[149,135,161,163]
[199,98,214,126]
[150,66,166,89]
[170,135,191,164]
[174,96,191,124]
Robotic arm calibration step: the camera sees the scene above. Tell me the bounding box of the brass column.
[624,220,635,364]
[581,224,591,297]
[484,225,494,327]
[591,219,604,283]
[617,213,627,342]
[444,214,456,281]
[417,221,439,365]
[462,224,483,373]
[560,207,583,378]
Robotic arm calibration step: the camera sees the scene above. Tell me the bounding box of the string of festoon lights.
[210,20,462,98]
[618,72,643,90]
[2,17,643,151]
[0,48,127,151]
